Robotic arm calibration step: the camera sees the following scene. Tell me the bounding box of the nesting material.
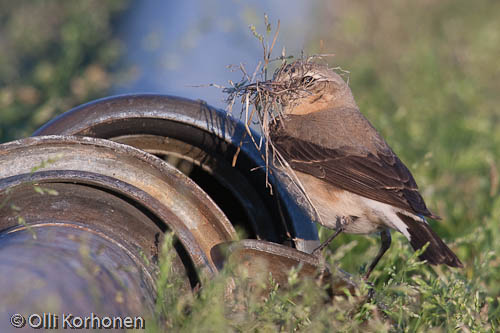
[223,57,347,221]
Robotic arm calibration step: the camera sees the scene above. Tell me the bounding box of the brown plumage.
[270,109,437,219]
[267,60,462,277]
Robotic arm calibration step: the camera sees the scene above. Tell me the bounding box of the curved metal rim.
[0,135,236,274]
[33,94,319,251]
[111,134,276,240]
[0,169,195,281]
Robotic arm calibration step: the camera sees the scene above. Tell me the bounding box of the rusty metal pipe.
[0,136,236,272]
[0,136,237,324]
[33,94,320,252]
[0,223,156,327]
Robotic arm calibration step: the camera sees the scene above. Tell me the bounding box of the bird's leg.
[312,216,347,255]
[364,229,392,279]
[312,228,343,256]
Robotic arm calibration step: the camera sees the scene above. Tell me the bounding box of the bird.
[267,60,463,278]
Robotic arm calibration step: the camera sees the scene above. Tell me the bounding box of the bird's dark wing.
[270,118,438,219]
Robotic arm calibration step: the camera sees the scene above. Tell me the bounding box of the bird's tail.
[396,212,463,268]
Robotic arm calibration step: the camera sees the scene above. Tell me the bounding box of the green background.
[1,0,499,330]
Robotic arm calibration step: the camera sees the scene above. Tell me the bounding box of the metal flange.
[33,94,320,252]
[0,136,236,279]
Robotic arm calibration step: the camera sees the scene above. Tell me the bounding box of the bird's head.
[271,60,357,115]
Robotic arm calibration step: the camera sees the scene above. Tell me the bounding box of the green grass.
[152,1,500,331]
[0,0,128,143]
[1,0,499,331]
[152,232,496,332]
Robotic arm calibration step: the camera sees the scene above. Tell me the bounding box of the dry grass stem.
[219,18,349,222]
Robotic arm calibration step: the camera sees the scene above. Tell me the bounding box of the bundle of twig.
[223,57,336,211]
[221,17,340,214]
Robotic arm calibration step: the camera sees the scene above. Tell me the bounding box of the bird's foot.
[358,271,376,300]
[365,281,376,301]
[312,227,343,257]
[336,215,354,229]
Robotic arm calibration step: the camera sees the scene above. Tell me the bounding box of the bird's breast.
[294,171,385,234]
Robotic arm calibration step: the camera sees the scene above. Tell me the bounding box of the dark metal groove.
[0,136,236,274]
[33,94,320,252]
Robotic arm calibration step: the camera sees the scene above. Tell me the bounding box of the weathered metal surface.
[33,94,320,252]
[211,239,357,296]
[111,134,275,240]
[0,224,155,326]
[0,173,191,291]
[0,135,236,276]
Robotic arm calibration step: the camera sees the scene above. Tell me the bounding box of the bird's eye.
[301,76,314,85]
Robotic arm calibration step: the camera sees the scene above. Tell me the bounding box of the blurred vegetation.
[311,0,500,294]
[1,0,499,331]
[0,0,128,143]
[154,233,495,332]
[310,0,500,330]
[152,1,499,331]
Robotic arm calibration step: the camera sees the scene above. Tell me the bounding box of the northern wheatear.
[267,60,462,278]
